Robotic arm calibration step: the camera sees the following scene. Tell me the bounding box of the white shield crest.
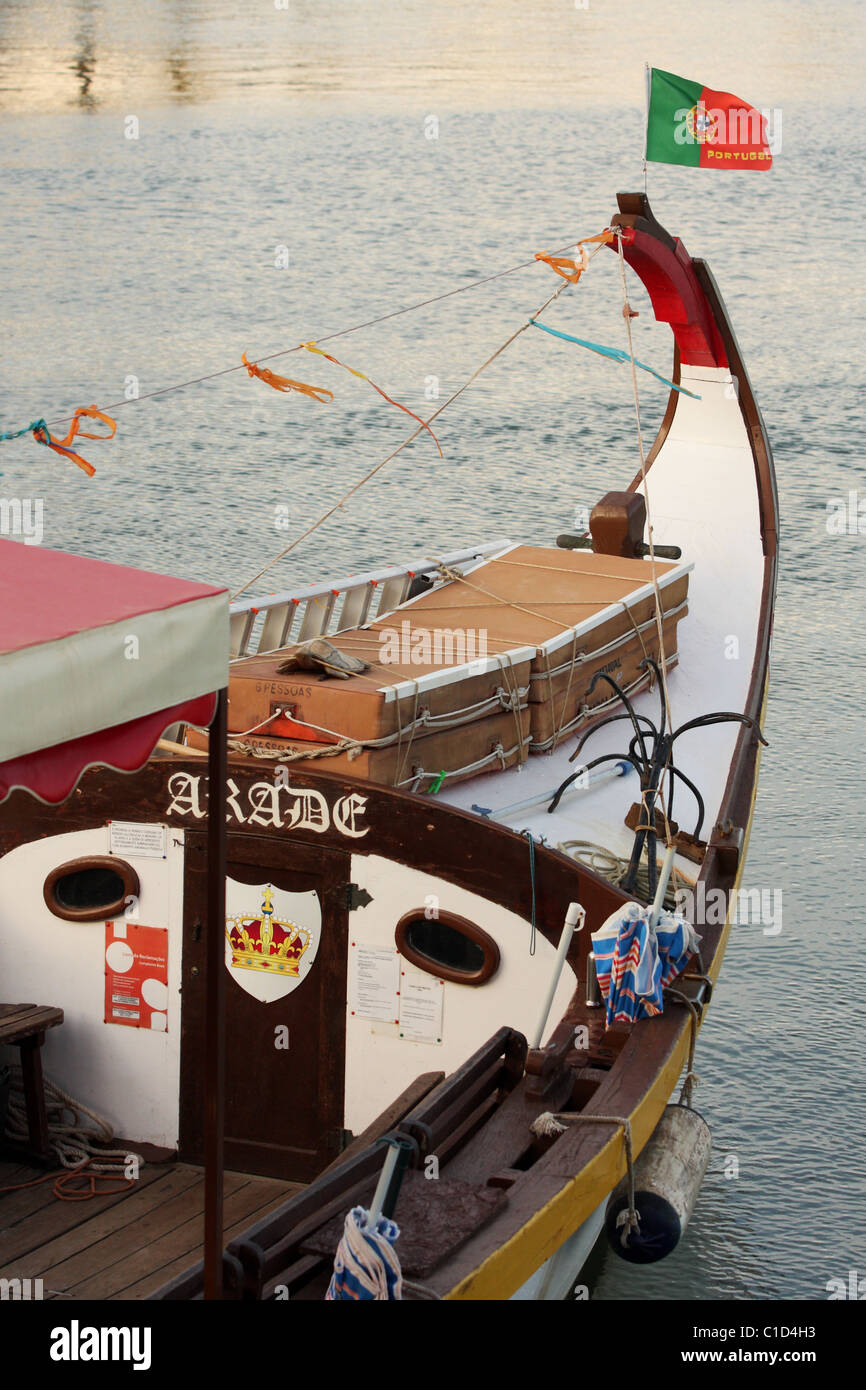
[224,878,321,1003]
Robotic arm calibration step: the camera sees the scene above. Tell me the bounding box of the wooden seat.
[152,1027,527,1300]
[0,1003,63,1162]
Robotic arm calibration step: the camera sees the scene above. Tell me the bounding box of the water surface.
[1,0,863,1301]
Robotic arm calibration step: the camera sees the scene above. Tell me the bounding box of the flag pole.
[643,62,650,195]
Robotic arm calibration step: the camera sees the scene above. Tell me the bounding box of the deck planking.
[0,1160,303,1300]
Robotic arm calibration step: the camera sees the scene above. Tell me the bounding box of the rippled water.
[1,0,864,1301]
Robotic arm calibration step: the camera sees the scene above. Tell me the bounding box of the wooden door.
[179,832,350,1181]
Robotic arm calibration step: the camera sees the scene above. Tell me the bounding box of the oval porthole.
[395,910,500,986]
[43,857,140,923]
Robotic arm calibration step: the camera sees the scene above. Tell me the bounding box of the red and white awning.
[0,539,228,803]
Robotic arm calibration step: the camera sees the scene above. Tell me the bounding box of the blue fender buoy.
[605,1104,711,1264]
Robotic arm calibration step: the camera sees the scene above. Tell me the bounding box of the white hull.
[510,1200,607,1301]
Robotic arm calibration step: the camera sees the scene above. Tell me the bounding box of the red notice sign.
[104,922,169,1030]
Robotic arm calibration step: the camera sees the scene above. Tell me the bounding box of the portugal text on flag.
[646,67,775,170]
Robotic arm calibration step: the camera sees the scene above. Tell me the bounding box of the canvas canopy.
[0,539,229,802]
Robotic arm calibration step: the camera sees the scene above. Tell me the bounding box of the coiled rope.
[556,838,691,911]
[1,1067,142,1200]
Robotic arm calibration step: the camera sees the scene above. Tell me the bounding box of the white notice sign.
[109,821,167,859]
[399,973,444,1044]
[352,945,400,1023]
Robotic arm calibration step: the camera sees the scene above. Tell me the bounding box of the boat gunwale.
[430,193,780,1297]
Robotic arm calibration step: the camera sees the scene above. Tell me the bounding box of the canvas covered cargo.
[192,542,690,786]
[527,608,683,750]
[224,643,534,746]
[186,704,532,791]
[391,544,691,752]
[190,630,535,788]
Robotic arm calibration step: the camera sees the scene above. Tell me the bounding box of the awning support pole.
[204,687,228,1299]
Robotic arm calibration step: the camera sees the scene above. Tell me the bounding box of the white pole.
[488,760,630,823]
[643,62,651,192]
[367,1143,401,1227]
[648,841,678,932]
[531,902,585,1050]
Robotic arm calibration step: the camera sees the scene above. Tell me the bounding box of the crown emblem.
[225,886,311,975]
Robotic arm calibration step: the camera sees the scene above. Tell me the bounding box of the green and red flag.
[645,67,773,171]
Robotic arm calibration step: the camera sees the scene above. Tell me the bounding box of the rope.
[528,320,700,398]
[556,839,693,911]
[426,559,588,638]
[0,420,45,442]
[613,229,685,856]
[497,654,527,763]
[41,230,610,431]
[400,738,522,789]
[530,653,678,753]
[0,406,116,477]
[614,230,675,746]
[232,235,612,599]
[394,682,421,788]
[664,988,701,1107]
[619,598,652,672]
[1,1067,142,1199]
[284,625,538,685]
[525,599,687,684]
[228,735,365,762]
[483,555,673,580]
[533,230,615,283]
[430,554,654,603]
[530,1111,640,1248]
[239,686,527,745]
[226,733,529,783]
[300,342,443,455]
[402,1279,442,1300]
[523,829,538,956]
[555,632,579,746]
[0,1163,134,1201]
[419,552,680,750]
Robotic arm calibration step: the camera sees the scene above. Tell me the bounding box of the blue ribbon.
[0,419,49,443]
[528,320,701,398]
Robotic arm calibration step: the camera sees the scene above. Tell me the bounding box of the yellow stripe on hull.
[445,678,769,1301]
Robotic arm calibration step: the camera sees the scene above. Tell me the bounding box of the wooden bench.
[152,1026,528,1300]
[0,1003,64,1162]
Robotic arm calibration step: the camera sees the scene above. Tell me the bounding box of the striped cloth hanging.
[325,1206,403,1301]
[591,902,701,1027]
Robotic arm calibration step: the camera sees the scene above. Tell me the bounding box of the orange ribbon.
[301,343,442,457]
[33,406,116,477]
[242,353,334,403]
[535,230,615,285]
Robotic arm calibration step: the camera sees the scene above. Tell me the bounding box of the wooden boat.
[0,192,777,1301]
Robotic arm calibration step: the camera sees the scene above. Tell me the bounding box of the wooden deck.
[0,1157,302,1300]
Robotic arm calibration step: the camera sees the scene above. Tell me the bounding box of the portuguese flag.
[646,67,772,170]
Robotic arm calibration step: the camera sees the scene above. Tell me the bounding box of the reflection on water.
[164,49,197,103]
[70,13,97,111]
[0,0,861,114]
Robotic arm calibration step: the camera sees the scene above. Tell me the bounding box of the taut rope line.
[232,239,611,599]
[44,232,609,431]
[614,228,678,851]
